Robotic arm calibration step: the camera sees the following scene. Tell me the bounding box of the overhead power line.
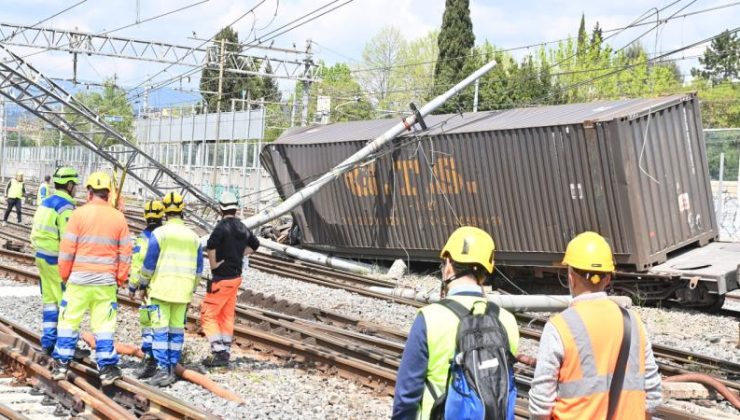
[347,0,740,75]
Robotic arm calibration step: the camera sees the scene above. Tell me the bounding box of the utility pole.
[210,37,226,195]
[300,40,313,127]
[473,79,479,113]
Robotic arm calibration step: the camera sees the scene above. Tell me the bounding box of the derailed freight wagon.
[262,93,739,307]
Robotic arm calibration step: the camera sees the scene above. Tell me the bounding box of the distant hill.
[4,81,202,127]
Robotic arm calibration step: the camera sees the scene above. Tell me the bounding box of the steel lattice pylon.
[0,22,320,82]
[0,46,218,230]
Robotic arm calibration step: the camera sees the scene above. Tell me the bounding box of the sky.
[1,0,738,107]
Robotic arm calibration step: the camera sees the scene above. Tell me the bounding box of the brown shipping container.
[261,93,718,271]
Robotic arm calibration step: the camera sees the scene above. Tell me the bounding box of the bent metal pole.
[242,58,498,230]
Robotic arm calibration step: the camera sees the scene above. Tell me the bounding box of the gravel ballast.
[0,280,392,419]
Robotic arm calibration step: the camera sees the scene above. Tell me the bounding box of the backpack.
[426,299,513,420]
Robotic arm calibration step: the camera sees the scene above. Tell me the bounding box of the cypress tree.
[432,0,475,113]
[576,13,588,61]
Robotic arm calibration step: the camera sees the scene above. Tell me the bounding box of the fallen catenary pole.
[258,239,375,275]
[368,286,633,312]
[238,59,499,274]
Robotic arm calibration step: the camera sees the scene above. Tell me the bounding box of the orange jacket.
[59,197,132,286]
[549,299,647,420]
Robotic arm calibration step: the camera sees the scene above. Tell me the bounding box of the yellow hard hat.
[440,226,495,274]
[144,200,165,219]
[85,171,112,191]
[162,192,185,213]
[562,231,615,274]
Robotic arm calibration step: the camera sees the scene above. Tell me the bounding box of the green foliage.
[691,30,740,85]
[432,0,475,113]
[356,25,406,108]
[695,81,740,128]
[293,62,373,125]
[262,62,282,103]
[355,28,439,115]
[69,79,135,144]
[199,27,264,112]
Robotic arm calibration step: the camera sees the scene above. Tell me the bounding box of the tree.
[70,80,135,144]
[199,27,263,112]
[691,30,740,85]
[356,26,406,108]
[576,13,588,60]
[293,62,373,125]
[261,62,282,103]
[432,0,475,113]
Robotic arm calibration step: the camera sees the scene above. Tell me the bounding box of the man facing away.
[528,231,662,419]
[140,192,203,387]
[51,171,131,385]
[201,191,260,367]
[30,167,79,355]
[393,226,520,420]
[37,174,52,205]
[127,200,165,379]
[3,171,25,225]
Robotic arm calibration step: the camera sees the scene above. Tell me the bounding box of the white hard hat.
[219,191,239,211]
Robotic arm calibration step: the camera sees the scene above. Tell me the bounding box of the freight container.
[261,93,718,271]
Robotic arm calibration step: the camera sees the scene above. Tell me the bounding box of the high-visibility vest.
[30,191,76,264]
[549,299,647,420]
[36,182,52,203]
[6,179,23,199]
[144,218,200,304]
[416,295,520,420]
[129,229,155,289]
[59,197,132,286]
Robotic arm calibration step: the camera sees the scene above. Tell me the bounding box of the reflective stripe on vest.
[7,179,23,198]
[550,300,647,420]
[416,295,519,420]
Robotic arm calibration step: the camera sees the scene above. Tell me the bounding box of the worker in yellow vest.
[30,167,79,355]
[139,192,203,387]
[37,175,52,205]
[3,172,25,226]
[393,226,520,419]
[528,232,662,419]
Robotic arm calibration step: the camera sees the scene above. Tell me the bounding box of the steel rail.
[0,314,214,419]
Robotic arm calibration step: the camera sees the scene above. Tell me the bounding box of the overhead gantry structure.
[0,46,220,229]
[0,21,319,82]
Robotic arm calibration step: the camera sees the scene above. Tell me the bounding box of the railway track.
[2,213,738,417]
[3,245,739,389]
[0,314,214,419]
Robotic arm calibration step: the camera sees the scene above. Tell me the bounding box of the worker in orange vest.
[51,172,132,386]
[528,232,662,419]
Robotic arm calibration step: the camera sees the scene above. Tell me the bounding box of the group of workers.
[28,167,259,388]
[393,227,662,420]
[15,166,661,417]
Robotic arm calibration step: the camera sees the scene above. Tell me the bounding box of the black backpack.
[427,299,513,420]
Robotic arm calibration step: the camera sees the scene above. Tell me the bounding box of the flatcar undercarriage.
[495,242,739,311]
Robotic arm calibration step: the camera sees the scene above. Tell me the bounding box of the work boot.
[135,355,158,380]
[73,346,91,361]
[201,351,229,368]
[148,365,176,387]
[41,347,54,357]
[51,360,69,381]
[99,365,122,386]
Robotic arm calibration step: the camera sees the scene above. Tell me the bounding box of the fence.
[706,129,740,241]
[0,144,275,212]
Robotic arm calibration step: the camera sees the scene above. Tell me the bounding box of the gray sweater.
[528,292,662,418]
